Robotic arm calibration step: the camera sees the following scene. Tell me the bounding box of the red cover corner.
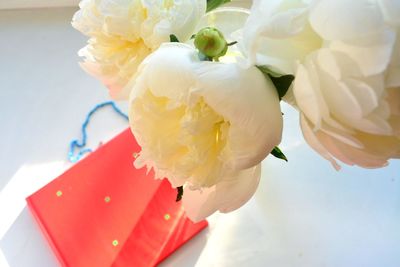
[26,129,208,267]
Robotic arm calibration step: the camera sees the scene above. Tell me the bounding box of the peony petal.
[386,32,400,88]
[310,0,385,41]
[255,6,308,39]
[129,43,196,102]
[358,114,392,135]
[300,115,341,170]
[193,62,283,170]
[344,78,380,116]
[78,37,151,100]
[319,78,363,122]
[313,49,391,134]
[182,164,261,222]
[378,0,400,26]
[387,88,400,116]
[387,88,400,135]
[141,0,206,49]
[246,0,309,38]
[317,132,387,168]
[316,130,400,168]
[293,60,328,128]
[320,122,364,149]
[329,28,396,76]
[181,186,217,222]
[242,0,321,74]
[215,164,261,213]
[386,67,400,88]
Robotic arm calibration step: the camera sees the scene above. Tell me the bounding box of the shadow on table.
[158,226,209,267]
[0,207,59,267]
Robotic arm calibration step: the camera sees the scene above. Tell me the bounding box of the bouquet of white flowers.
[73,0,400,222]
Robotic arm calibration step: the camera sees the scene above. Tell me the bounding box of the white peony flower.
[72,0,206,99]
[242,0,322,74]
[242,0,400,168]
[128,43,282,220]
[297,49,400,169]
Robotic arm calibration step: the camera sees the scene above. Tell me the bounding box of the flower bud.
[194,27,228,59]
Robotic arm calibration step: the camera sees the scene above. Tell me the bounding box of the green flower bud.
[194,27,228,59]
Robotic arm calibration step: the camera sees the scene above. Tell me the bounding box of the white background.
[1,6,399,267]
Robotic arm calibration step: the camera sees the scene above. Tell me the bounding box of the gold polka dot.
[132,152,139,158]
[104,196,111,203]
[56,190,63,197]
[112,240,119,247]
[164,214,171,221]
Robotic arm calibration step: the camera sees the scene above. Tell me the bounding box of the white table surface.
[1,7,399,267]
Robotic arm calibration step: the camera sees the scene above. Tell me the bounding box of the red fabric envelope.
[26,128,208,267]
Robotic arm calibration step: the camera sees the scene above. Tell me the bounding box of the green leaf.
[176,186,184,202]
[257,65,294,100]
[270,146,288,162]
[207,0,231,12]
[169,34,180,43]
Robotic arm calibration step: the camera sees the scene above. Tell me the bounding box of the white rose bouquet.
[73,0,400,222]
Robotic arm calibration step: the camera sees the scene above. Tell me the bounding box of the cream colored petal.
[320,76,364,123]
[182,164,261,222]
[130,43,196,102]
[329,29,396,76]
[387,88,400,135]
[242,0,318,73]
[141,0,206,48]
[312,49,391,135]
[79,38,151,100]
[247,0,309,37]
[99,0,144,41]
[316,131,397,168]
[243,0,312,69]
[181,185,217,222]
[388,88,400,116]
[252,7,308,39]
[378,0,400,26]
[72,0,103,36]
[319,122,364,149]
[310,0,385,41]
[193,62,283,170]
[386,67,400,88]
[303,117,396,169]
[386,32,400,88]
[293,61,328,128]
[300,115,341,170]
[344,78,380,116]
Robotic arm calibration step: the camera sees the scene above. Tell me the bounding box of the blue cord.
[68,101,128,163]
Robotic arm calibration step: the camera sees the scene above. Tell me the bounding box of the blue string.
[68,101,128,163]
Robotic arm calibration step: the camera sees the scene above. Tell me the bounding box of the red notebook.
[26,129,207,267]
